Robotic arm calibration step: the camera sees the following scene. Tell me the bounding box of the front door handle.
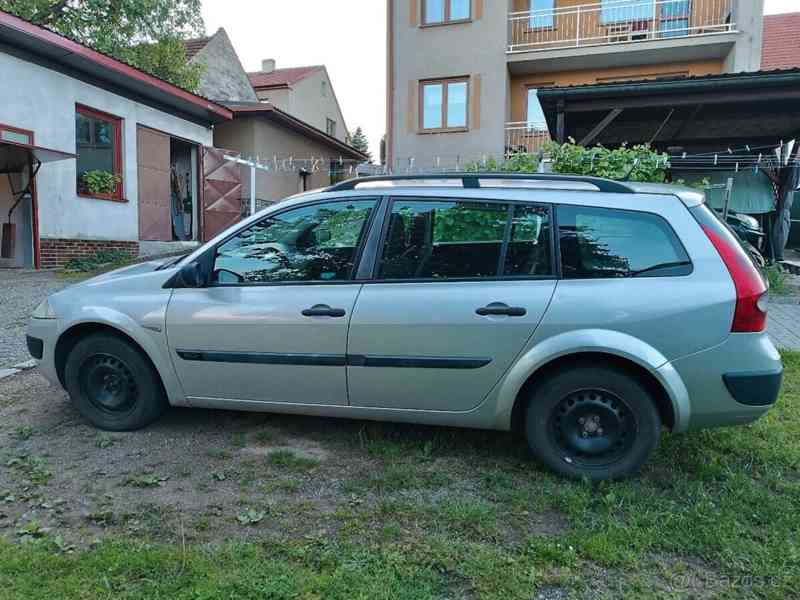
[476,302,527,317]
[302,304,346,318]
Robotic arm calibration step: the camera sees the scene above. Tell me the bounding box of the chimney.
[261,59,276,73]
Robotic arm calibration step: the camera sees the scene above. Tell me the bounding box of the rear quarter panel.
[489,191,735,431]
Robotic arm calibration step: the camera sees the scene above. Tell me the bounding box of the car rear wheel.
[525,365,661,481]
[64,333,167,431]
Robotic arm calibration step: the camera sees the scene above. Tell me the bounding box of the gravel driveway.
[0,270,74,368]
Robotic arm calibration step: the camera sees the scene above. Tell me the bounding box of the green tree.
[0,0,206,91]
[348,127,372,163]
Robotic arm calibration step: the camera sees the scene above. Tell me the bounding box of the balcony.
[505,122,551,157]
[508,0,735,54]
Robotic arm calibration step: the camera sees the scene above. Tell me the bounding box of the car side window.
[558,205,691,279]
[212,200,376,285]
[377,199,553,280]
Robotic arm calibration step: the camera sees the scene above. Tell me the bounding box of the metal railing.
[508,0,735,53]
[505,122,551,156]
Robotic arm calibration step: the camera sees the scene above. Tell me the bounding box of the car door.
[347,196,558,412]
[166,197,378,405]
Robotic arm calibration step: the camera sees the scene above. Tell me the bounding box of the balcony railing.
[505,122,551,157]
[508,0,735,53]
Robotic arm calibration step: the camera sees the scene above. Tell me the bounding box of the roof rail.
[326,173,636,194]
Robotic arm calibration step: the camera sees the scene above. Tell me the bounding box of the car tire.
[64,333,167,431]
[525,365,661,481]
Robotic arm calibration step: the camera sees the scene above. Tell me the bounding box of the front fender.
[491,329,691,433]
[55,305,187,408]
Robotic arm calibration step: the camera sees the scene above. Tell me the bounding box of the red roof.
[183,36,211,61]
[762,13,800,71]
[248,66,323,89]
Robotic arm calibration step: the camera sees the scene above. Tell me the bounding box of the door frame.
[0,123,39,268]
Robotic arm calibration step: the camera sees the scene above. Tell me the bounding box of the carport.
[537,69,800,260]
[0,135,75,268]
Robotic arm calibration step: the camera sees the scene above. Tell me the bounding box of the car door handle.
[476,303,527,317]
[302,304,346,318]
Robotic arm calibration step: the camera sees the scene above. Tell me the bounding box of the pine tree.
[348,127,372,163]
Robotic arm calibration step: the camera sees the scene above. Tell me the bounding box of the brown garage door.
[202,146,243,241]
[137,127,171,241]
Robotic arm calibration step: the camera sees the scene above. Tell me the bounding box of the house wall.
[192,29,259,102]
[0,50,213,266]
[390,0,510,169]
[509,59,724,121]
[389,0,764,168]
[289,70,349,142]
[255,87,291,112]
[214,116,355,206]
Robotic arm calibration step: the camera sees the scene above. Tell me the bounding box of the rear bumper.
[661,332,782,431]
[723,370,783,407]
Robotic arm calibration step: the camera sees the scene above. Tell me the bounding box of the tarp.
[671,170,776,215]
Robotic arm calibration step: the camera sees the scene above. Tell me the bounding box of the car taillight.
[702,225,767,333]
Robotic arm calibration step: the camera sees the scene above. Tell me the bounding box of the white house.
[0,10,233,269]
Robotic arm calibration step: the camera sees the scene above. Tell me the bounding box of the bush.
[545,139,670,183]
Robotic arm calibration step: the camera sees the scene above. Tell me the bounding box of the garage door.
[137,127,171,241]
[202,146,243,241]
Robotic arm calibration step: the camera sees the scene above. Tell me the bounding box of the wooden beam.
[579,108,623,146]
[669,104,704,141]
[648,108,675,144]
[556,100,566,143]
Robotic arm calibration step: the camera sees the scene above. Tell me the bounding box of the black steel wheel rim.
[548,388,637,468]
[79,353,138,414]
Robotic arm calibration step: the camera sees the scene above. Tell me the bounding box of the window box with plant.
[75,105,124,201]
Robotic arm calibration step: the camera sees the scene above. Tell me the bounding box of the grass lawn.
[1,354,799,599]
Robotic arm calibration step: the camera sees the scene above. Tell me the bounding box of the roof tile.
[248,65,323,89]
[762,13,800,71]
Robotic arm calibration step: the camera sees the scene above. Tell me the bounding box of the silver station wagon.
[27,174,783,480]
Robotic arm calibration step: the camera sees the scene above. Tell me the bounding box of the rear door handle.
[302,304,346,318]
[476,302,527,317]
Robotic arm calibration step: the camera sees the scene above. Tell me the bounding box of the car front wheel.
[64,333,167,431]
[525,365,661,481]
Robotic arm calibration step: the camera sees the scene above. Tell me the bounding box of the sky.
[202,1,386,160]
[203,0,795,160]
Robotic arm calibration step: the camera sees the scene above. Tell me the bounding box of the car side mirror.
[175,261,205,288]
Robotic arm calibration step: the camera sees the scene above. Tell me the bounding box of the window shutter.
[410,0,418,26]
[408,80,418,132]
[474,0,483,21]
[471,74,481,130]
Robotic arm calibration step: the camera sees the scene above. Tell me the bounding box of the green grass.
[266,449,320,472]
[2,353,800,599]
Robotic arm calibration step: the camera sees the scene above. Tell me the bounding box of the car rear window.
[557,205,691,279]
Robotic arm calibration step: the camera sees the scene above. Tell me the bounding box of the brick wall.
[39,238,139,270]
